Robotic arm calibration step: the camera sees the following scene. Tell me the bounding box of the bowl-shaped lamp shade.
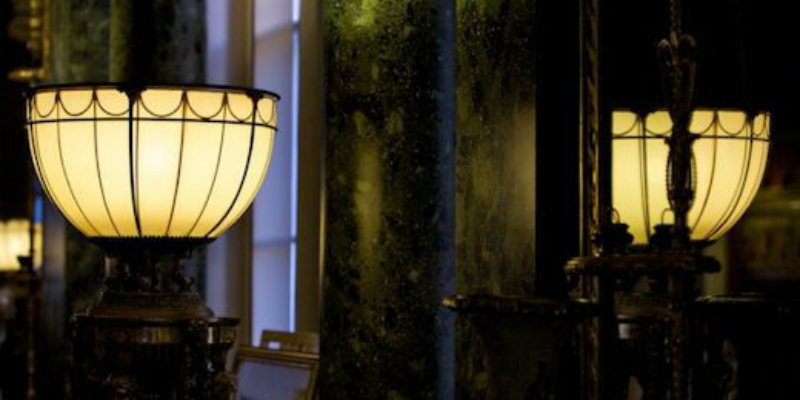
[26,85,278,247]
[0,219,42,270]
[612,109,770,245]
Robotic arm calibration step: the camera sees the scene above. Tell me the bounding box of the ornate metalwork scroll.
[657,0,697,249]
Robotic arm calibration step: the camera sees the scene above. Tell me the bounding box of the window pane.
[252,243,293,338]
[253,25,295,242]
[252,0,299,342]
[255,0,294,37]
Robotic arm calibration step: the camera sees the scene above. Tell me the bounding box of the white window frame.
[204,0,323,345]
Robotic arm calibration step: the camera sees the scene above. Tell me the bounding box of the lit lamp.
[612,109,770,246]
[26,83,278,317]
[26,83,278,397]
[0,219,42,271]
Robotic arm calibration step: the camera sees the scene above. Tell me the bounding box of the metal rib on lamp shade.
[26,84,278,243]
[612,109,770,245]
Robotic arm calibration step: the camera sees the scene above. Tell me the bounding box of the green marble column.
[455,0,581,397]
[50,0,111,83]
[321,0,456,398]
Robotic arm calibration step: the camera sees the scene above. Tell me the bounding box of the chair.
[234,331,320,400]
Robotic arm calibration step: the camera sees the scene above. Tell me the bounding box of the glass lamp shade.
[26,84,278,249]
[612,109,770,245]
[0,219,42,270]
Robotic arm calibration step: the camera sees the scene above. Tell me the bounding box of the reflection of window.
[251,0,301,340]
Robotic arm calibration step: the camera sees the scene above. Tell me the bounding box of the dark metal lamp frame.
[568,0,788,399]
[23,82,282,399]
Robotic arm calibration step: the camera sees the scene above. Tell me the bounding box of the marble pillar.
[455,0,581,397]
[321,0,456,397]
[50,0,111,83]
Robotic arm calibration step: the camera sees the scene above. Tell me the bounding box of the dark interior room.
[2,0,800,399]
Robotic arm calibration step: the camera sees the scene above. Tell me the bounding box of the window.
[206,0,319,346]
[251,0,301,339]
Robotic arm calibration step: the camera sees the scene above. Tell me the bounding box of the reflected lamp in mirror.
[612,109,770,245]
[25,84,278,258]
[0,219,41,271]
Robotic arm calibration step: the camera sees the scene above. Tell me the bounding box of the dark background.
[1,0,800,397]
[606,0,800,188]
[607,0,799,121]
[0,0,33,221]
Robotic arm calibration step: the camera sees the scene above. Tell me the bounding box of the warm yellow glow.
[26,85,278,240]
[612,109,770,244]
[0,219,42,270]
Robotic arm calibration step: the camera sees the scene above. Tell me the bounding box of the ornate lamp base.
[88,291,213,320]
[72,314,237,399]
[566,251,720,399]
[444,294,595,398]
[70,251,238,400]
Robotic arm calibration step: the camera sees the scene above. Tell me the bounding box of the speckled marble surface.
[454,0,582,397]
[320,0,456,398]
[454,1,537,396]
[455,0,537,298]
[50,0,111,83]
